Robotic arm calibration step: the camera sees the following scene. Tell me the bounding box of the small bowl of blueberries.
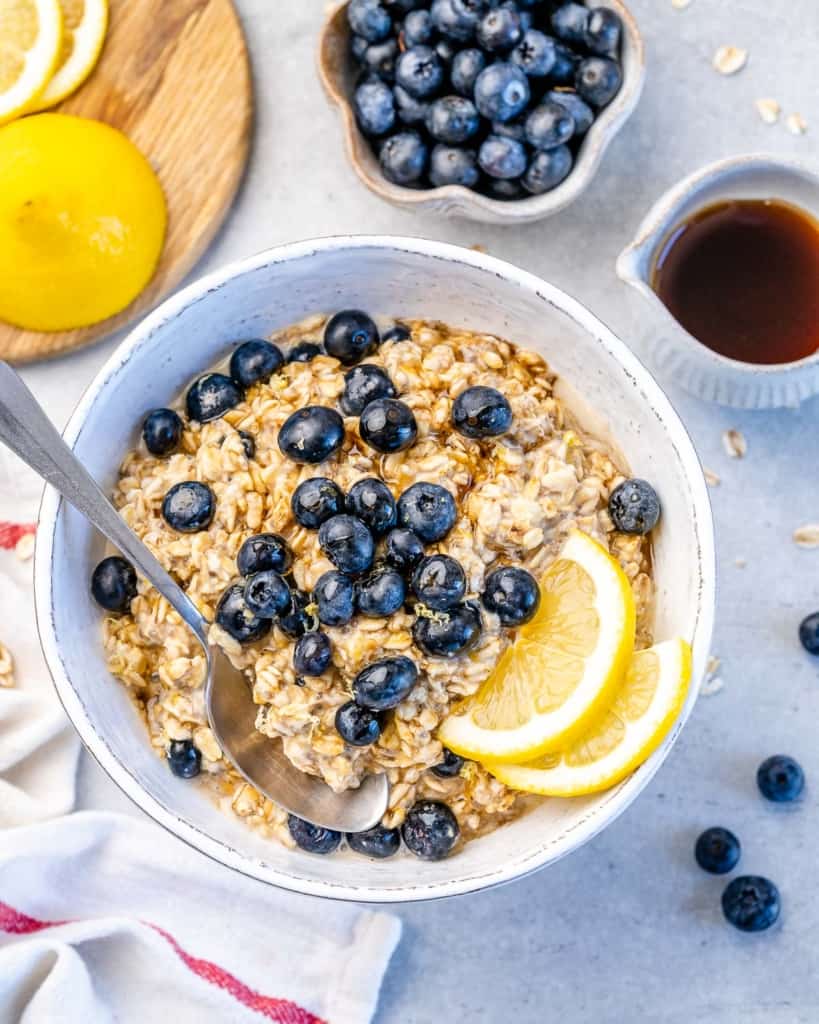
[318,0,645,223]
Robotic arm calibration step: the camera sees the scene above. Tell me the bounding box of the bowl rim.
[34,235,716,904]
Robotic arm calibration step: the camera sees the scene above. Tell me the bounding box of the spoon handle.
[0,362,208,643]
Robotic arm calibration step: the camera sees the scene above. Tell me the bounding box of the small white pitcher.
[617,154,819,410]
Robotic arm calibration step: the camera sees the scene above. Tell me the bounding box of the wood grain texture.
[0,0,252,364]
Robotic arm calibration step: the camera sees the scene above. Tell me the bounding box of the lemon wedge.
[438,530,635,764]
[0,0,63,125]
[31,0,107,109]
[487,637,693,796]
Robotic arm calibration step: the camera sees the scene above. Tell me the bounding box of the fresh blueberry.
[522,145,572,193]
[355,566,406,617]
[360,37,400,81]
[385,528,425,573]
[548,41,578,85]
[346,478,397,536]
[429,145,480,187]
[384,0,424,12]
[238,431,256,459]
[425,95,480,144]
[395,45,445,99]
[229,339,284,388]
[287,341,323,363]
[482,565,540,625]
[91,555,137,613]
[413,601,482,657]
[142,408,183,457]
[402,8,434,45]
[479,135,527,179]
[186,373,243,423]
[431,748,465,778]
[335,701,382,746]
[347,0,392,43]
[477,5,523,52]
[288,814,341,854]
[584,7,622,57]
[450,47,486,96]
[402,800,460,860]
[474,62,530,122]
[507,2,532,31]
[382,323,411,343]
[324,309,380,366]
[354,79,396,136]
[545,89,594,134]
[313,570,356,626]
[608,478,661,535]
[291,477,345,529]
[575,56,621,107]
[491,115,526,140]
[278,588,316,639]
[243,570,291,617]
[162,481,215,533]
[340,364,397,416]
[452,385,512,438]
[380,130,429,185]
[799,611,819,655]
[393,84,429,126]
[757,755,805,803]
[318,515,376,575]
[430,0,483,43]
[412,555,466,611]
[215,583,272,644]
[359,398,418,453]
[487,177,526,200]
[294,631,333,676]
[347,823,402,858]
[722,876,781,933]
[695,827,741,875]
[511,28,556,76]
[351,33,370,62]
[353,655,419,710]
[237,533,292,575]
[525,99,575,149]
[278,406,345,464]
[551,2,589,43]
[168,739,201,779]
[397,482,457,543]
[435,38,456,63]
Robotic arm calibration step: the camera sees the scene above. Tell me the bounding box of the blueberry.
[479,135,527,179]
[511,29,556,76]
[347,0,392,43]
[545,88,594,134]
[477,5,523,51]
[318,515,376,575]
[525,99,575,149]
[354,79,396,136]
[393,84,429,126]
[384,528,425,574]
[451,48,486,96]
[346,478,397,536]
[142,408,183,457]
[491,115,526,140]
[575,56,621,107]
[359,397,418,453]
[429,144,480,187]
[608,479,661,535]
[384,0,423,12]
[482,565,540,626]
[395,45,444,99]
[335,701,383,746]
[799,611,819,655]
[435,38,456,63]
[487,177,526,200]
[452,385,512,437]
[351,33,370,62]
[548,42,578,85]
[215,583,272,644]
[355,566,406,617]
[474,62,530,122]
[324,309,380,366]
[397,482,457,543]
[347,823,401,858]
[412,555,466,611]
[413,601,482,657]
[382,323,411,343]
[757,755,805,803]
[168,739,201,779]
[91,555,137,613]
[291,477,344,529]
[522,145,572,193]
[402,8,434,45]
[341,365,397,416]
[278,589,316,639]
[360,37,400,81]
[288,814,341,855]
[239,430,256,459]
[243,570,291,617]
[287,341,323,363]
[353,655,419,710]
[584,7,622,57]
[380,130,429,185]
[425,95,480,143]
[694,827,741,875]
[186,373,243,423]
[162,481,215,533]
[431,748,465,778]
[229,339,284,388]
[402,800,460,860]
[294,631,333,676]
[722,876,780,933]
[430,0,483,43]
[313,570,356,626]
[551,2,589,43]
[237,533,292,575]
[278,406,345,464]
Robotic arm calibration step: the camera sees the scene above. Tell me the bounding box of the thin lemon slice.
[488,638,692,796]
[31,0,107,110]
[438,531,636,764]
[0,0,62,125]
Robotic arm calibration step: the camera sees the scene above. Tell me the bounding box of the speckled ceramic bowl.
[35,237,714,903]
[318,1,645,225]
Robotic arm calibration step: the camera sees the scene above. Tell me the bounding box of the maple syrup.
[652,199,819,364]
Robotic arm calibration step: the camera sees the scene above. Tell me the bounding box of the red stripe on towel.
[0,522,35,550]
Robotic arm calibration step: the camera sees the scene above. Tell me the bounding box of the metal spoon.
[0,361,388,833]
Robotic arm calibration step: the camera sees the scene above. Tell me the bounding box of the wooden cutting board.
[0,0,252,364]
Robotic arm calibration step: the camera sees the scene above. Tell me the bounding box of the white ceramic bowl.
[35,237,715,903]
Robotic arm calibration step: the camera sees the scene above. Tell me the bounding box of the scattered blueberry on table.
[757,754,805,803]
[721,875,781,933]
[798,611,819,655]
[694,827,741,875]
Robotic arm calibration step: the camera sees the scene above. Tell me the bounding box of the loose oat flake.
[713,46,747,76]
[15,532,34,561]
[722,429,747,458]
[786,113,807,136]
[793,524,819,548]
[701,655,724,696]
[703,468,721,487]
[0,641,15,688]
[755,98,780,125]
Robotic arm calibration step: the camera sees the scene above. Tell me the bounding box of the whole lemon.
[0,113,166,331]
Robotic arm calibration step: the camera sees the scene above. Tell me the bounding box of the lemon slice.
[488,638,693,796]
[438,530,636,764]
[0,0,62,125]
[31,0,107,110]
